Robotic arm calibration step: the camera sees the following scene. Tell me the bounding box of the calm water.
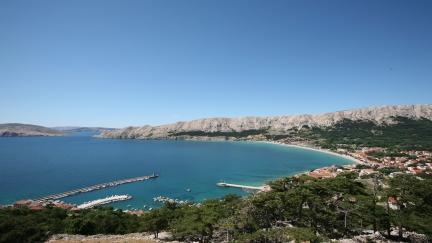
[0,135,353,209]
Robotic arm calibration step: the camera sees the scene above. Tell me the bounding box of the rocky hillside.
[0,123,64,137]
[100,104,432,139]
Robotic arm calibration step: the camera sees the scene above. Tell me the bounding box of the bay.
[0,135,353,209]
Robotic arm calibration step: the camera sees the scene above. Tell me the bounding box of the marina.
[35,173,158,202]
[153,196,189,205]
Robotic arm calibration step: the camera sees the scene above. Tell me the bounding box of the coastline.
[99,135,362,165]
[180,138,361,164]
[246,140,362,188]
[259,141,361,164]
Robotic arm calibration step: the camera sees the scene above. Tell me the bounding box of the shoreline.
[98,135,361,165]
[247,140,362,188]
[259,141,361,164]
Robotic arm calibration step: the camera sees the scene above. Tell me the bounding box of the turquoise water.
[0,135,353,209]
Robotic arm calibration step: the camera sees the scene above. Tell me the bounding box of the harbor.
[77,195,132,209]
[0,138,355,209]
[35,173,158,202]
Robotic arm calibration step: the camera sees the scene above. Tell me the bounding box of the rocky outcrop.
[0,123,63,137]
[100,104,432,139]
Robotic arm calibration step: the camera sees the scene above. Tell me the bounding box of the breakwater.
[77,195,132,209]
[35,173,158,202]
[216,182,266,191]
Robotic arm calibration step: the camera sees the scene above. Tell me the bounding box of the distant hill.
[100,104,432,140]
[52,127,115,134]
[0,123,64,137]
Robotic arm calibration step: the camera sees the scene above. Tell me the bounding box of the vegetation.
[378,167,402,175]
[172,117,432,152]
[0,207,140,243]
[235,227,320,243]
[1,173,431,243]
[299,117,432,151]
[387,175,432,237]
[172,129,268,138]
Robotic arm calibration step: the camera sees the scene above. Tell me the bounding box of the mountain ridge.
[100,104,432,139]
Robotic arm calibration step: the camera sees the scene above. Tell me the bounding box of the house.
[52,202,75,210]
[13,200,44,210]
[126,210,145,216]
[308,167,337,179]
[14,200,32,208]
[388,197,399,210]
[359,169,376,177]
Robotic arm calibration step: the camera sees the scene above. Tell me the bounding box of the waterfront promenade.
[36,173,158,202]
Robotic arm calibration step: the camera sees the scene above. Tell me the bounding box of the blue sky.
[0,0,431,128]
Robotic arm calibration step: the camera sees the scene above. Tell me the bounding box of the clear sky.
[1,0,431,128]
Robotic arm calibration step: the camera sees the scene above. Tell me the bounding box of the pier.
[36,173,158,202]
[77,194,132,209]
[216,182,267,191]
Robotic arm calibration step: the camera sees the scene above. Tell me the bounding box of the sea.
[0,132,353,209]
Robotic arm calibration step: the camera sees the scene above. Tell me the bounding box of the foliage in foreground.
[0,207,140,243]
[1,173,431,243]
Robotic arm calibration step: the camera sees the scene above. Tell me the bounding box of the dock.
[35,173,158,202]
[77,194,132,209]
[216,182,267,191]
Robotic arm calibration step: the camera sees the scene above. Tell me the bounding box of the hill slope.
[0,123,64,137]
[52,127,114,133]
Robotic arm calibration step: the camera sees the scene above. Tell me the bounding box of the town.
[303,147,432,179]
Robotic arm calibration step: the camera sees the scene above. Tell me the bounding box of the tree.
[235,227,320,243]
[386,174,432,239]
[140,208,168,238]
[386,174,424,239]
[171,199,227,243]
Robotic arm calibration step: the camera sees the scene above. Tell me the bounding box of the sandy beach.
[237,140,363,188]
[262,141,362,164]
